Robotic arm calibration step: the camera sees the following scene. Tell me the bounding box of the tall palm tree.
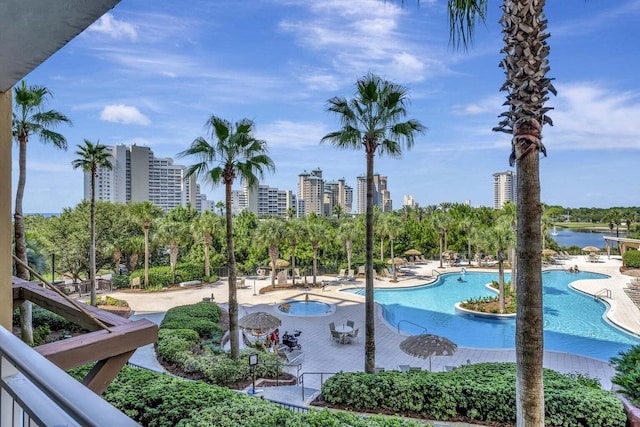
[179,116,275,359]
[286,218,307,286]
[255,218,287,287]
[430,210,447,268]
[13,80,72,343]
[71,139,112,306]
[306,221,328,286]
[337,220,360,275]
[486,217,516,313]
[129,201,164,288]
[192,210,221,278]
[448,0,555,422]
[380,215,402,281]
[157,218,190,285]
[322,73,425,373]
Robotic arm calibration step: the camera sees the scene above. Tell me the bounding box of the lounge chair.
[336,269,346,280]
[347,269,355,281]
[256,268,267,280]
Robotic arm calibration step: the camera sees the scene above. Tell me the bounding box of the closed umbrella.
[400,333,457,371]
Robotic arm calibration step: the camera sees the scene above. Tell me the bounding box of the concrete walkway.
[114,256,638,407]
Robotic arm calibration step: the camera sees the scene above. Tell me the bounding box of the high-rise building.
[403,194,417,208]
[356,173,392,214]
[324,178,353,216]
[245,183,296,217]
[493,170,517,209]
[84,144,201,212]
[297,168,324,217]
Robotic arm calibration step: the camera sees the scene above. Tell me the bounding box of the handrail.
[432,269,441,277]
[299,371,338,401]
[594,288,611,300]
[397,320,428,335]
[0,326,137,426]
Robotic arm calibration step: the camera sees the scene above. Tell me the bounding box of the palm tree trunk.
[90,166,97,306]
[498,258,505,313]
[438,234,444,268]
[204,235,211,278]
[312,247,318,285]
[515,138,544,426]
[380,238,384,261]
[364,144,376,374]
[346,240,352,273]
[291,245,297,286]
[143,227,149,288]
[15,138,33,344]
[226,181,240,359]
[390,238,397,281]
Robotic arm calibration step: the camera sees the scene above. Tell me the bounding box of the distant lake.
[551,228,624,249]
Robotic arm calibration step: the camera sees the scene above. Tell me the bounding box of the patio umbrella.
[404,249,422,256]
[542,249,557,256]
[269,259,290,268]
[387,257,407,265]
[238,312,281,336]
[400,334,457,371]
[582,246,600,252]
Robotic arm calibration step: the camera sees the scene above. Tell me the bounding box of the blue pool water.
[343,271,640,361]
[278,301,332,316]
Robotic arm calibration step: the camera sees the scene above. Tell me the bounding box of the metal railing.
[432,269,441,277]
[397,320,428,335]
[0,327,138,426]
[299,372,338,401]
[594,288,612,300]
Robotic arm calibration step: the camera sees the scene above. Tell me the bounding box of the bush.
[160,302,222,339]
[157,329,200,362]
[612,345,640,403]
[321,363,626,426]
[110,274,130,289]
[129,263,208,288]
[623,250,640,268]
[32,324,51,346]
[14,306,84,333]
[68,365,423,427]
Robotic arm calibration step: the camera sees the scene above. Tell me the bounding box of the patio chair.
[346,320,355,329]
[347,327,359,343]
[336,269,346,280]
[256,269,267,280]
[329,322,336,332]
[330,330,343,345]
[347,269,355,281]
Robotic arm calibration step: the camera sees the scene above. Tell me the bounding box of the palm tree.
[306,221,328,286]
[486,217,516,313]
[337,220,360,275]
[286,218,307,286]
[129,201,164,288]
[255,218,287,287]
[192,210,221,278]
[215,201,225,216]
[13,80,72,343]
[379,215,402,281]
[71,139,112,306]
[448,0,556,422]
[322,73,425,373]
[157,218,190,285]
[431,210,447,268]
[179,116,274,359]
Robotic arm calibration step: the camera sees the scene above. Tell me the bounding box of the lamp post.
[248,353,259,395]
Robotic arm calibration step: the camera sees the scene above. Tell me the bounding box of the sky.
[12,0,640,214]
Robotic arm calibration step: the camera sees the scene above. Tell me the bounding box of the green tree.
[71,139,112,306]
[379,215,402,281]
[322,73,424,373]
[215,201,224,216]
[306,221,328,286]
[255,218,287,286]
[192,210,221,278]
[12,80,72,343]
[337,220,360,275]
[286,218,307,286]
[179,116,275,359]
[157,217,190,285]
[129,201,164,288]
[448,0,556,421]
[486,217,516,313]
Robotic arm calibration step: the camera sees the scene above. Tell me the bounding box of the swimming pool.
[277,300,334,316]
[343,271,640,361]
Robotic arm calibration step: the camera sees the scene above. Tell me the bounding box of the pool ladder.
[594,288,611,300]
[397,320,428,335]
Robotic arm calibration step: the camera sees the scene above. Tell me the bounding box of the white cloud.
[259,120,327,148]
[452,95,504,115]
[87,13,137,40]
[547,83,640,150]
[100,104,151,126]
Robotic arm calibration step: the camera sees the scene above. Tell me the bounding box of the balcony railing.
[0,326,138,426]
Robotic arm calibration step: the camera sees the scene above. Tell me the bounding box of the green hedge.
[160,302,222,339]
[321,363,626,426]
[111,274,130,289]
[68,366,423,427]
[13,306,84,333]
[623,250,640,268]
[130,263,212,288]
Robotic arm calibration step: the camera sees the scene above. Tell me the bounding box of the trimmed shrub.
[623,250,640,268]
[110,274,130,289]
[157,329,200,362]
[160,302,222,339]
[129,263,209,288]
[612,345,640,403]
[321,363,626,426]
[13,306,83,333]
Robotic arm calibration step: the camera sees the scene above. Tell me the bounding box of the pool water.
[278,301,333,316]
[343,271,640,361]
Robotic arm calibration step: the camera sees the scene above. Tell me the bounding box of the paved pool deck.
[115,255,639,406]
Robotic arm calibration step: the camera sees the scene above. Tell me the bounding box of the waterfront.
[551,228,624,249]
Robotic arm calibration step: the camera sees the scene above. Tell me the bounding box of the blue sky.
[13,0,640,213]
